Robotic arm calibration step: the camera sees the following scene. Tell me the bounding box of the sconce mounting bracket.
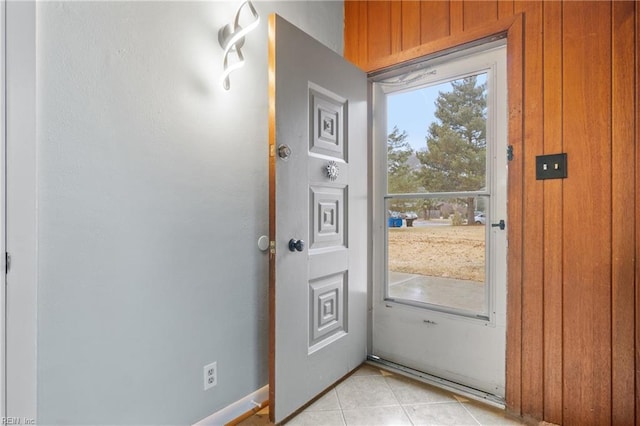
[218,24,245,52]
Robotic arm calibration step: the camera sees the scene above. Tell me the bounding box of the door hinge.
[507,145,514,161]
[5,252,10,274]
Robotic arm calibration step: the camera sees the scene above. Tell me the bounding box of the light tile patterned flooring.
[238,364,524,425]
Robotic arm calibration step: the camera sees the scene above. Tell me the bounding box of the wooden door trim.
[635,3,640,422]
[267,13,276,423]
[362,14,521,74]
[364,13,525,415]
[504,13,524,417]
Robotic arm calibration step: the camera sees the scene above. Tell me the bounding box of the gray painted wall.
[35,1,343,424]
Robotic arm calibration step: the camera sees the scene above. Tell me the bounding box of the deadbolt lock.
[278,145,291,161]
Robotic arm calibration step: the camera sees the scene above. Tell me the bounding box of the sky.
[387,83,448,152]
[386,74,487,152]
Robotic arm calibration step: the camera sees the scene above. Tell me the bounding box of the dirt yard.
[388,220,486,282]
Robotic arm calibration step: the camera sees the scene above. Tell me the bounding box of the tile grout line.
[339,370,408,424]
[332,379,348,425]
[382,374,416,425]
[400,400,472,406]
[458,400,483,426]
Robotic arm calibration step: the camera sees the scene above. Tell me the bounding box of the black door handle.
[491,220,506,230]
[288,239,305,252]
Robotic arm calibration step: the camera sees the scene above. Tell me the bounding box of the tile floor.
[238,364,524,425]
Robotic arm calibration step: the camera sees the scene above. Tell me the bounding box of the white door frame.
[5,0,38,420]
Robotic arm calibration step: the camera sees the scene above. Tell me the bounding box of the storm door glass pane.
[385,197,487,315]
[385,72,490,317]
[387,74,487,194]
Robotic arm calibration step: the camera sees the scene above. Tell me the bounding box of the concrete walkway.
[388,271,485,313]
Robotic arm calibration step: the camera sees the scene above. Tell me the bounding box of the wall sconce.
[218,1,260,90]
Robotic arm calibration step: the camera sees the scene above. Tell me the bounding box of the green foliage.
[387,126,418,212]
[433,77,487,148]
[451,211,465,226]
[416,76,487,224]
[387,126,414,194]
[417,76,487,193]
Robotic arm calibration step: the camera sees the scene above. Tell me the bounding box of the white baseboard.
[193,385,269,426]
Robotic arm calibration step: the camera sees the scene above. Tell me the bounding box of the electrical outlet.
[203,362,217,391]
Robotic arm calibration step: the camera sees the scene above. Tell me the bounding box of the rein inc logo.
[2,418,35,425]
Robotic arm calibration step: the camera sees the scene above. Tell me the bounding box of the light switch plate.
[536,153,567,180]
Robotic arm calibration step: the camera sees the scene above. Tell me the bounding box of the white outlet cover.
[204,361,217,390]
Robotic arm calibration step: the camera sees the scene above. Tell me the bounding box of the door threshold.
[366,355,505,409]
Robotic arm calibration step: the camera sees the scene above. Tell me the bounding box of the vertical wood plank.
[367,1,391,64]
[562,2,612,424]
[401,1,421,51]
[343,1,369,69]
[420,0,450,43]
[514,0,544,420]
[343,1,361,66]
[637,3,640,423]
[390,1,402,54]
[611,2,636,423]
[357,1,369,68]
[542,2,563,423]
[498,1,514,20]
[450,0,464,34]
[464,1,498,31]
[505,13,524,417]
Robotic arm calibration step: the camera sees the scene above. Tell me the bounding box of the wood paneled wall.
[345,1,638,424]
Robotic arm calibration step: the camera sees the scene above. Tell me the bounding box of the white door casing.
[371,44,508,397]
[268,15,368,423]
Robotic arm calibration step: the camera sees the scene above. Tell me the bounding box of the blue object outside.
[387,217,403,228]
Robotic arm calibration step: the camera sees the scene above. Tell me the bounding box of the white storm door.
[371,44,508,398]
[268,15,368,423]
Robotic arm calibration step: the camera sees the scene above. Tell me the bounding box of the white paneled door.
[267,15,368,424]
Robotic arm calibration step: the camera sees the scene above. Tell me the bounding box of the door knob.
[288,239,305,252]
